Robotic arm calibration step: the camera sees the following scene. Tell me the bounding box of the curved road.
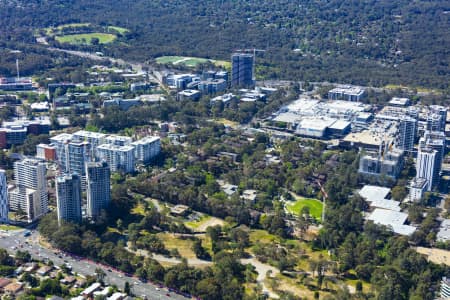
[0,229,187,299]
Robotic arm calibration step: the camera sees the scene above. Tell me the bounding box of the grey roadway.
[0,229,187,300]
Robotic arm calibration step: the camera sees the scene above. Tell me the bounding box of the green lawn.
[156,56,230,68]
[155,56,186,64]
[55,33,116,45]
[156,233,197,258]
[249,229,281,244]
[0,225,22,231]
[185,215,211,229]
[182,57,209,67]
[45,23,91,35]
[107,26,129,34]
[286,198,323,220]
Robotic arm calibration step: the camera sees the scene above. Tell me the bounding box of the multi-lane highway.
[0,229,187,299]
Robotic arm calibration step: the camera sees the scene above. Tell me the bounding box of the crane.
[235,48,266,81]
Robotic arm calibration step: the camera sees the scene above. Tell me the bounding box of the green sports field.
[55,33,116,45]
[156,56,230,68]
[286,198,323,220]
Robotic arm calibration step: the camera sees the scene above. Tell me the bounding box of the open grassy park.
[285,198,324,220]
[107,26,129,34]
[55,33,117,45]
[156,56,230,68]
[40,23,129,45]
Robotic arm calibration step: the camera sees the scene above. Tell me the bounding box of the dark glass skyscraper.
[86,161,111,220]
[231,53,254,88]
[56,173,82,225]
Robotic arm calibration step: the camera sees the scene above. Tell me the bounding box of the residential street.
[0,229,187,299]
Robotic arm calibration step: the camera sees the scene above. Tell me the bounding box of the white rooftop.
[81,282,101,295]
[370,199,401,211]
[178,89,200,96]
[94,287,112,296]
[273,112,301,124]
[368,208,415,235]
[437,219,450,242]
[97,143,134,152]
[298,117,335,130]
[106,135,132,145]
[323,100,368,113]
[50,133,73,142]
[108,293,127,300]
[285,98,319,113]
[328,120,351,130]
[30,102,49,110]
[389,97,410,106]
[359,185,391,202]
[73,130,106,139]
[131,136,160,145]
[389,224,417,236]
[329,86,365,96]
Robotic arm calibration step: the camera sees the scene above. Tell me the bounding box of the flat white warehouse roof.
[359,185,391,202]
[368,208,416,236]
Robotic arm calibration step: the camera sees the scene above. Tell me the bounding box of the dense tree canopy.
[0,0,449,89]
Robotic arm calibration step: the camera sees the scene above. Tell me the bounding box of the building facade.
[198,79,227,94]
[131,136,161,164]
[231,53,254,88]
[358,149,404,179]
[328,86,366,102]
[416,146,437,191]
[430,105,447,132]
[0,170,8,223]
[409,177,427,202]
[36,144,56,161]
[9,158,48,222]
[397,116,417,152]
[441,277,450,299]
[86,161,111,220]
[96,144,135,173]
[420,131,445,187]
[72,130,107,158]
[56,173,82,225]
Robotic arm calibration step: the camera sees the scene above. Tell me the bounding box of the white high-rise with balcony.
[9,158,48,222]
[416,146,437,191]
[131,136,161,164]
[96,144,135,173]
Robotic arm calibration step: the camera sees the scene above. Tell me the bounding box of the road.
[0,229,187,300]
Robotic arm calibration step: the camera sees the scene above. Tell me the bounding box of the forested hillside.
[0,0,449,89]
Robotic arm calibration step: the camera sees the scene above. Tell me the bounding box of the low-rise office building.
[328,86,366,102]
[409,177,427,202]
[359,148,404,179]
